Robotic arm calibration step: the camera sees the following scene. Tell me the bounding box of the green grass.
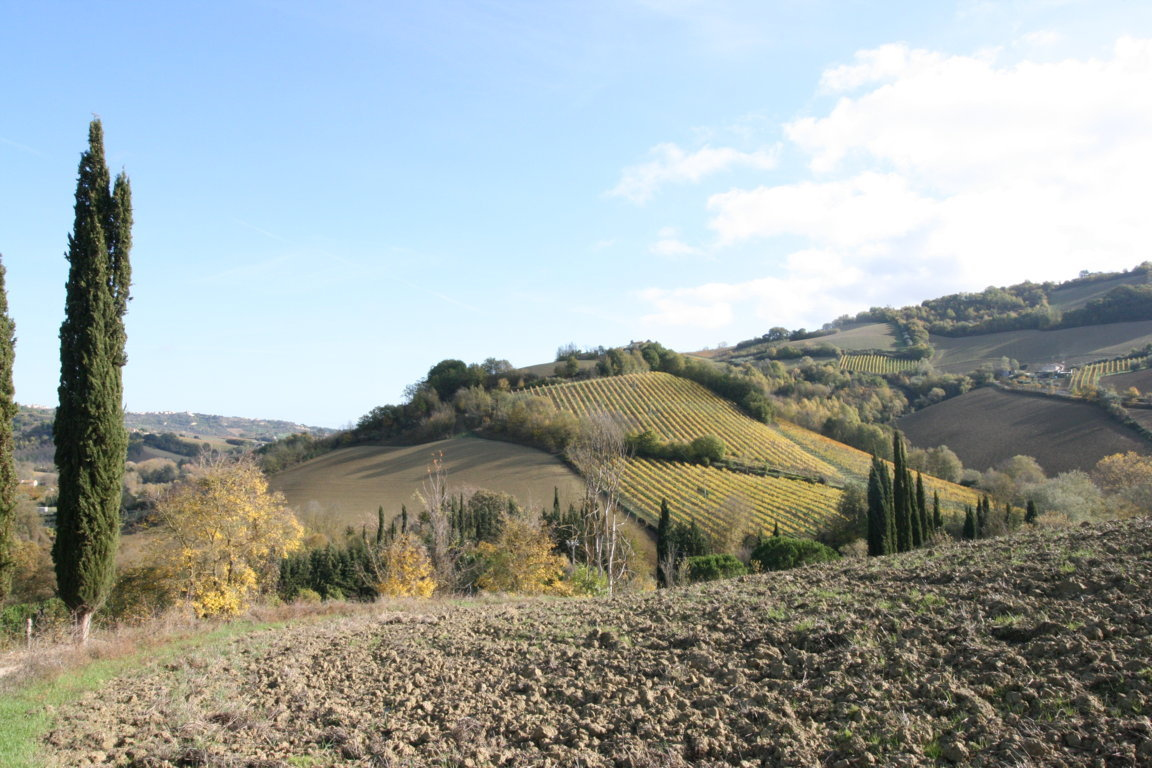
[0,620,279,768]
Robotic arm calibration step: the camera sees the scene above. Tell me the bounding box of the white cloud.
[640,36,1152,334]
[819,43,947,92]
[608,142,779,204]
[707,172,938,247]
[648,226,705,259]
[639,253,872,332]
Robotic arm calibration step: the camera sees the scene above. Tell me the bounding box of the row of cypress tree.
[866,432,942,557]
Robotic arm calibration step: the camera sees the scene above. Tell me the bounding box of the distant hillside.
[898,387,1150,474]
[13,404,333,468]
[716,262,1152,367]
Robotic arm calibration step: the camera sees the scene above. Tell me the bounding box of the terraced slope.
[535,372,980,536]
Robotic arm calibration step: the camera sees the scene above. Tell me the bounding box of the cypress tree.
[52,119,132,643]
[772,521,780,537]
[376,506,386,546]
[866,456,893,556]
[401,505,408,534]
[915,472,929,545]
[962,506,976,540]
[976,496,988,539]
[1025,499,1038,525]
[891,432,914,552]
[656,497,671,587]
[932,491,942,530]
[0,259,16,603]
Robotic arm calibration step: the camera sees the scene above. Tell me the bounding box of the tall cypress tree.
[891,432,914,552]
[0,259,16,603]
[866,456,893,556]
[1025,499,1038,525]
[915,472,929,545]
[932,491,942,531]
[52,119,132,643]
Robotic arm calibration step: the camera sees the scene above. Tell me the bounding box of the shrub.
[685,554,747,583]
[567,564,610,596]
[749,536,840,572]
[295,588,322,604]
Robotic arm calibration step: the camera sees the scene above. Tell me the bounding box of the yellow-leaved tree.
[475,517,571,595]
[155,456,303,617]
[376,532,436,598]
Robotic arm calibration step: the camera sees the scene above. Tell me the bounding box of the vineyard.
[839,353,924,375]
[534,372,983,538]
[619,458,840,538]
[538,372,839,478]
[1069,356,1149,391]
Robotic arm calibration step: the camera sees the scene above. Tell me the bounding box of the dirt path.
[38,518,1152,767]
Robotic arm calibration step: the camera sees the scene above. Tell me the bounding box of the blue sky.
[3,1,1152,428]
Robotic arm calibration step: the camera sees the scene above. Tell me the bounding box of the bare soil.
[898,387,1150,474]
[37,517,1152,767]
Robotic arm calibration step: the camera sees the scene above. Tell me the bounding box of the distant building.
[1037,363,1065,378]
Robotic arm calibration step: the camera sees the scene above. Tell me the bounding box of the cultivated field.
[929,320,1152,374]
[899,387,1151,473]
[269,436,587,536]
[36,517,1152,767]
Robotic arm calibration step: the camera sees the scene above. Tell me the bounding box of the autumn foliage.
[155,457,303,617]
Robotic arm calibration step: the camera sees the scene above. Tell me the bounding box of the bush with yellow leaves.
[376,533,436,598]
[475,517,571,595]
[154,456,303,617]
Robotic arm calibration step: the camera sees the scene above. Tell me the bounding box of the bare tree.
[567,412,633,595]
[416,450,457,589]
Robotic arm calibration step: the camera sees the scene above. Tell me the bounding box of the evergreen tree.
[915,472,929,544]
[772,521,780,537]
[976,496,988,539]
[1025,499,1039,525]
[891,432,915,552]
[932,491,943,530]
[376,506,386,546]
[0,259,16,603]
[52,119,132,643]
[962,506,976,540]
[401,505,408,534]
[656,497,671,587]
[866,456,893,556]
